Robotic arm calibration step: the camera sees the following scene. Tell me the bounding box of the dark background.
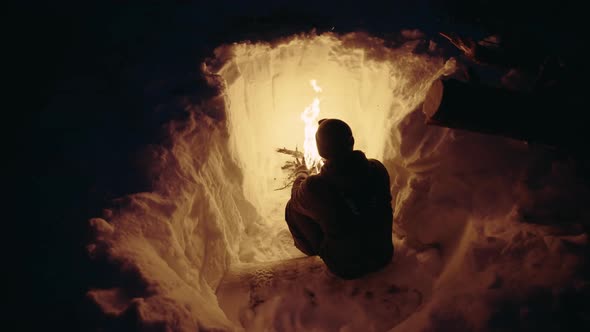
[25,1,586,330]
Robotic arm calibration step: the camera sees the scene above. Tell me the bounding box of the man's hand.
[274,147,310,191]
[293,156,309,177]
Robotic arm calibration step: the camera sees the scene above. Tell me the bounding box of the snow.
[216,239,433,332]
[86,32,588,331]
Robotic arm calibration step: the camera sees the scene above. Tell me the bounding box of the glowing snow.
[215,34,450,257]
[86,33,587,331]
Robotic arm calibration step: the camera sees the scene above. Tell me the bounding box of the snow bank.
[86,32,588,331]
[213,111,588,331]
[87,112,243,330]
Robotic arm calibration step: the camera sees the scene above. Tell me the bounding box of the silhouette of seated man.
[285,118,394,279]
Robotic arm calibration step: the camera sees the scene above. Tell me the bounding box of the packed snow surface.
[87,33,588,331]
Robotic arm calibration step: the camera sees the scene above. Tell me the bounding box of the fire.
[301,79,324,172]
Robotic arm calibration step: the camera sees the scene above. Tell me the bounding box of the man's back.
[288,150,394,279]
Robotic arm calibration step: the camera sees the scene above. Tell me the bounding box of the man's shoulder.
[367,158,387,170]
[305,173,325,186]
[367,159,390,178]
[302,173,333,193]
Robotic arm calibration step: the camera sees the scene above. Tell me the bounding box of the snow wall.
[86,33,588,331]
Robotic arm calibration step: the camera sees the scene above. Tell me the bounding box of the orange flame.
[301,79,324,172]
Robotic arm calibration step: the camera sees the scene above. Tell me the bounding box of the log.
[422,78,584,152]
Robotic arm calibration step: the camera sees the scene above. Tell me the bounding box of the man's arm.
[290,165,321,219]
[291,163,309,198]
[370,159,394,222]
[286,164,324,255]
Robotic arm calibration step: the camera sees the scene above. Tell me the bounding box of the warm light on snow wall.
[85,33,456,331]
[212,34,446,220]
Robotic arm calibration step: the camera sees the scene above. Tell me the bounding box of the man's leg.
[285,200,323,256]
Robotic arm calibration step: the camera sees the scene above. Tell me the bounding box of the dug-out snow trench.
[213,34,450,264]
[210,34,450,330]
[87,33,586,332]
[86,33,453,331]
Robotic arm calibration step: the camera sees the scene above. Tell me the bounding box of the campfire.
[301,79,324,173]
[275,79,324,189]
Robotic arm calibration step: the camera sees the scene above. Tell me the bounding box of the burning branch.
[276,147,304,159]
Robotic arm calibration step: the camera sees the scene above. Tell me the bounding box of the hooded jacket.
[288,150,393,279]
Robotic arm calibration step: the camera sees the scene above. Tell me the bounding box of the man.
[285,118,394,279]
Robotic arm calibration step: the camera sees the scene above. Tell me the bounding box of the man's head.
[315,118,354,160]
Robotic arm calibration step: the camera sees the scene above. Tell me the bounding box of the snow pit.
[86,33,588,331]
[210,33,450,263]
